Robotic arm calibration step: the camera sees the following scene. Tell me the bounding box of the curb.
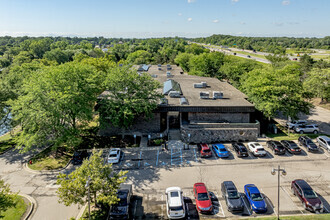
[75,203,88,220]
[19,193,37,220]
[23,159,72,174]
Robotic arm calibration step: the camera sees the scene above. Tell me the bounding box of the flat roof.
[145,65,254,108]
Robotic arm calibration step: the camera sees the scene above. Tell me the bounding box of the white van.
[165,187,186,219]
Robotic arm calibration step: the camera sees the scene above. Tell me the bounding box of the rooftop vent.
[213,91,223,99]
[158,67,162,70]
[180,97,189,105]
[159,98,168,105]
[151,74,158,78]
[169,91,181,98]
[158,64,162,67]
[166,71,173,78]
[194,82,207,88]
[200,91,209,99]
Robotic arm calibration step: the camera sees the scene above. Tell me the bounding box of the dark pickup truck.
[108,184,133,219]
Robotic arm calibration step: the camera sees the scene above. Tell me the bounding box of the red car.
[193,183,213,213]
[198,144,212,158]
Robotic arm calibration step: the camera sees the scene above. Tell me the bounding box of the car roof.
[109,148,120,153]
[223,181,237,190]
[166,187,182,206]
[194,183,207,193]
[214,143,225,149]
[319,136,330,141]
[201,144,210,149]
[166,187,182,193]
[245,184,260,193]
[294,179,312,190]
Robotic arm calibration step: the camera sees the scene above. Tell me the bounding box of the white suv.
[317,136,330,151]
[247,142,267,157]
[286,120,307,129]
[295,124,319,134]
[165,187,186,219]
[107,148,122,164]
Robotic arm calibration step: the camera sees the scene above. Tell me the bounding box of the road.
[0,148,80,220]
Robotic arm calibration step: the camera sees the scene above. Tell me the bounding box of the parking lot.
[102,139,330,219]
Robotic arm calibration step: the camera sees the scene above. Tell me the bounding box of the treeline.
[193,34,330,54]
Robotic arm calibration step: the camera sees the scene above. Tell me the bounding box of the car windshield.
[228,191,239,199]
[197,193,209,201]
[304,190,318,199]
[251,193,263,201]
[327,141,330,145]
[257,148,265,151]
[170,192,179,197]
[170,206,183,211]
[203,149,211,153]
[109,153,117,158]
[220,148,227,152]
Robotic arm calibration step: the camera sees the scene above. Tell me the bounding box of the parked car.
[298,136,319,152]
[293,58,298,61]
[193,183,213,213]
[232,142,249,157]
[295,124,319,134]
[165,187,186,219]
[212,144,229,158]
[244,184,267,213]
[266,141,286,155]
[108,148,122,164]
[72,150,90,165]
[286,120,307,129]
[233,52,237,55]
[247,55,251,58]
[291,179,323,213]
[197,144,212,158]
[247,142,267,157]
[280,140,302,154]
[317,136,330,151]
[221,181,244,212]
[109,184,133,219]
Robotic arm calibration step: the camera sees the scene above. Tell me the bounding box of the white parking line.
[193,149,198,162]
[180,149,183,165]
[214,192,225,217]
[138,150,142,167]
[156,149,159,166]
[171,148,173,165]
[241,195,252,216]
[281,186,305,214]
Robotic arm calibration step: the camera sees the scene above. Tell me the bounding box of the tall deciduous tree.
[98,65,162,129]
[189,52,225,77]
[304,68,330,102]
[56,150,127,207]
[9,62,103,151]
[126,50,153,64]
[0,179,18,216]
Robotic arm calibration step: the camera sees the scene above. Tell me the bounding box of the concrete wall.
[188,112,250,123]
[99,113,161,136]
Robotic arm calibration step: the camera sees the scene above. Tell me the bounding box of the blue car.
[244,184,267,213]
[212,144,229,158]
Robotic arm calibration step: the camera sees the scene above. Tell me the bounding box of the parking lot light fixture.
[271,165,286,220]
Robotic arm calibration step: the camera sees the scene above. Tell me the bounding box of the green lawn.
[247,214,330,220]
[234,50,267,59]
[1,196,28,220]
[28,147,73,171]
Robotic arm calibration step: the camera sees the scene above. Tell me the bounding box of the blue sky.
[0,0,329,38]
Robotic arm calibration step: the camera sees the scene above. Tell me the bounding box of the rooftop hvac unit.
[159,98,168,105]
[213,91,223,99]
[200,92,209,99]
[158,67,162,70]
[158,64,162,67]
[169,91,181,98]
[194,82,207,88]
[166,72,173,78]
[201,82,207,87]
[151,74,158,78]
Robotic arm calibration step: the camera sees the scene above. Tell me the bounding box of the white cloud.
[213,19,219,23]
[231,0,239,3]
[187,18,193,22]
[178,13,182,16]
[188,0,196,3]
[282,0,290,5]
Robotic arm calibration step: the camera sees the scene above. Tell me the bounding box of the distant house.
[99,65,259,142]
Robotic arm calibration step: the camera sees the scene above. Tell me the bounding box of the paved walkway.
[0,148,80,220]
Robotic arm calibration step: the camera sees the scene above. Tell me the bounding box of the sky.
[0,0,329,38]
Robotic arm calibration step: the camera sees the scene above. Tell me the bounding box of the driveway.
[0,148,80,220]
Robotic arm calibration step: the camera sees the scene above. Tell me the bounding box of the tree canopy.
[0,179,18,216]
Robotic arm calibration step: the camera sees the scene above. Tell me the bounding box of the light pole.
[271,165,287,220]
[85,177,91,220]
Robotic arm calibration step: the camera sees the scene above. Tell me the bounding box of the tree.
[174,53,194,72]
[304,68,330,102]
[0,179,18,216]
[241,64,311,120]
[265,54,290,67]
[98,65,162,129]
[189,52,224,77]
[43,49,74,64]
[299,54,315,72]
[9,62,104,151]
[29,38,52,59]
[126,50,153,64]
[56,150,127,207]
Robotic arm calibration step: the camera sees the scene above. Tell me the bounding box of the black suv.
[298,136,319,152]
[72,150,89,165]
[109,184,133,219]
[266,140,286,155]
[280,140,302,154]
[231,143,249,157]
[221,181,244,212]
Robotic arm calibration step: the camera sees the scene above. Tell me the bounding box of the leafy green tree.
[98,65,162,129]
[43,49,74,64]
[174,53,194,72]
[29,38,52,59]
[0,179,18,216]
[12,51,34,65]
[9,62,103,151]
[126,50,153,64]
[299,54,315,72]
[304,68,330,102]
[265,54,290,67]
[189,52,224,77]
[57,150,127,207]
[185,44,209,55]
[241,64,311,120]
